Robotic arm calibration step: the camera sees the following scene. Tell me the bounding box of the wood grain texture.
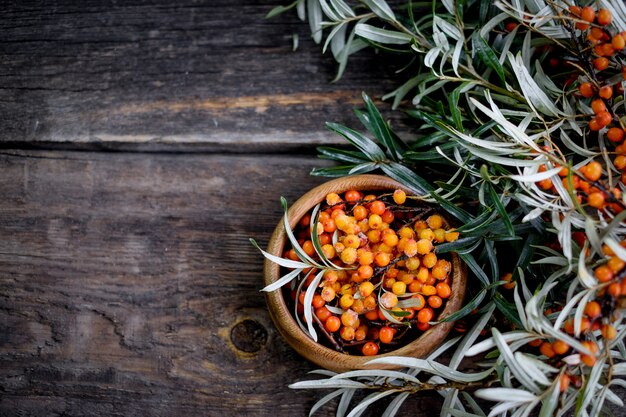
[0,0,412,151]
[0,150,449,417]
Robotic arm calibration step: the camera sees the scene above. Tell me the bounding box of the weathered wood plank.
[0,150,443,416]
[0,1,410,151]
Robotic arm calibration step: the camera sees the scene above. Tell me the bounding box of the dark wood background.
[0,1,440,416]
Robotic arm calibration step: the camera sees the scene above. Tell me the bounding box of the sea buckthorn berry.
[367,229,381,244]
[381,292,399,309]
[344,190,362,202]
[326,192,342,206]
[445,230,460,242]
[357,265,374,281]
[427,295,443,309]
[581,6,596,23]
[403,239,418,257]
[579,82,594,98]
[316,306,332,322]
[614,155,626,170]
[413,220,428,231]
[368,214,383,230]
[325,315,341,332]
[340,247,358,265]
[594,264,614,283]
[381,209,394,224]
[374,251,391,267]
[598,8,612,26]
[321,286,336,302]
[369,200,386,215]
[607,127,625,143]
[391,281,407,296]
[406,257,420,270]
[594,57,610,71]
[580,341,598,366]
[560,374,571,393]
[596,111,612,127]
[393,189,407,204]
[436,282,452,298]
[427,214,443,230]
[608,256,625,273]
[382,232,399,247]
[362,341,379,356]
[599,85,613,99]
[312,294,325,309]
[588,192,605,209]
[601,43,615,57]
[359,281,375,298]
[591,99,606,114]
[608,282,621,298]
[539,342,556,358]
[552,340,570,355]
[416,267,430,283]
[363,295,376,311]
[339,293,355,309]
[584,301,602,318]
[418,228,435,241]
[422,252,437,269]
[569,5,582,16]
[588,118,602,131]
[422,285,437,296]
[340,326,355,341]
[353,205,368,221]
[583,161,602,182]
[590,27,605,41]
[416,238,433,255]
[399,227,415,239]
[321,244,336,260]
[602,324,617,339]
[417,307,434,323]
[341,309,360,328]
[379,326,394,344]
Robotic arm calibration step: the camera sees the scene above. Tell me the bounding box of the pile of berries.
[283,189,459,356]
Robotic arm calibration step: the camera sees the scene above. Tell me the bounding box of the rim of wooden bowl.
[263,174,467,373]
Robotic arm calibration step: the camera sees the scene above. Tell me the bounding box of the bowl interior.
[263,174,467,373]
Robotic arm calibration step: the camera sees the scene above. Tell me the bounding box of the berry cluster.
[284,189,459,356]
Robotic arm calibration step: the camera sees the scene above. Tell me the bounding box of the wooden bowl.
[263,174,467,373]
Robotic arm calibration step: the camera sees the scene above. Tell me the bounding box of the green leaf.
[493,293,523,329]
[488,183,514,237]
[326,122,386,161]
[458,251,490,286]
[380,161,433,194]
[265,0,300,18]
[354,23,412,45]
[435,236,481,253]
[311,165,364,177]
[362,92,405,160]
[317,146,368,164]
[437,291,488,323]
[472,33,505,84]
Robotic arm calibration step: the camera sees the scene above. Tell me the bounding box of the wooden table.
[0,2,438,416]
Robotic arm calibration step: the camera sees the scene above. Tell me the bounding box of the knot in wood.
[230,319,268,353]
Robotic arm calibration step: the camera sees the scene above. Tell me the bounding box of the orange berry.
[344,190,362,202]
[608,282,622,298]
[591,99,607,114]
[580,341,598,366]
[391,281,407,296]
[380,292,399,309]
[341,309,360,328]
[379,326,394,344]
[601,43,615,57]
[602,324,617,339]
[599,85,613,99]
[528,338,543,348]
[615,155,626,170]
[340,325,355,341]
[340,247,358,265]
[368,214,383,230]
[427,295,443,309]
[589,118,602,131]
[374,251,390,267]
[569,5,582,16]
[594,264,614,283]
[417,307,434,323]
[540,342,556,358]
[596,111,612,127]
[560,374,571,392]
[357,265,374,280]
[393,189,407,204]
[325,315,341,332]
[427,214,444,230]
[579,82,594,98]
[362,341,379,356]
[608,256,625,273]
[584,301,602,318]
[581,6,596,23]
[552,340,570,355]
[607,127,625,143]
[353,205,368,221]
[583,161,603,182]
[590,27,605,41]
[359,281,375,298]
[594,57,610,71]
[326,192,342,206]
[315,306,332,322]
[436,282,452,298]
[588,192,605,208]
[369,200,386,215]
[598,9,612,26]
